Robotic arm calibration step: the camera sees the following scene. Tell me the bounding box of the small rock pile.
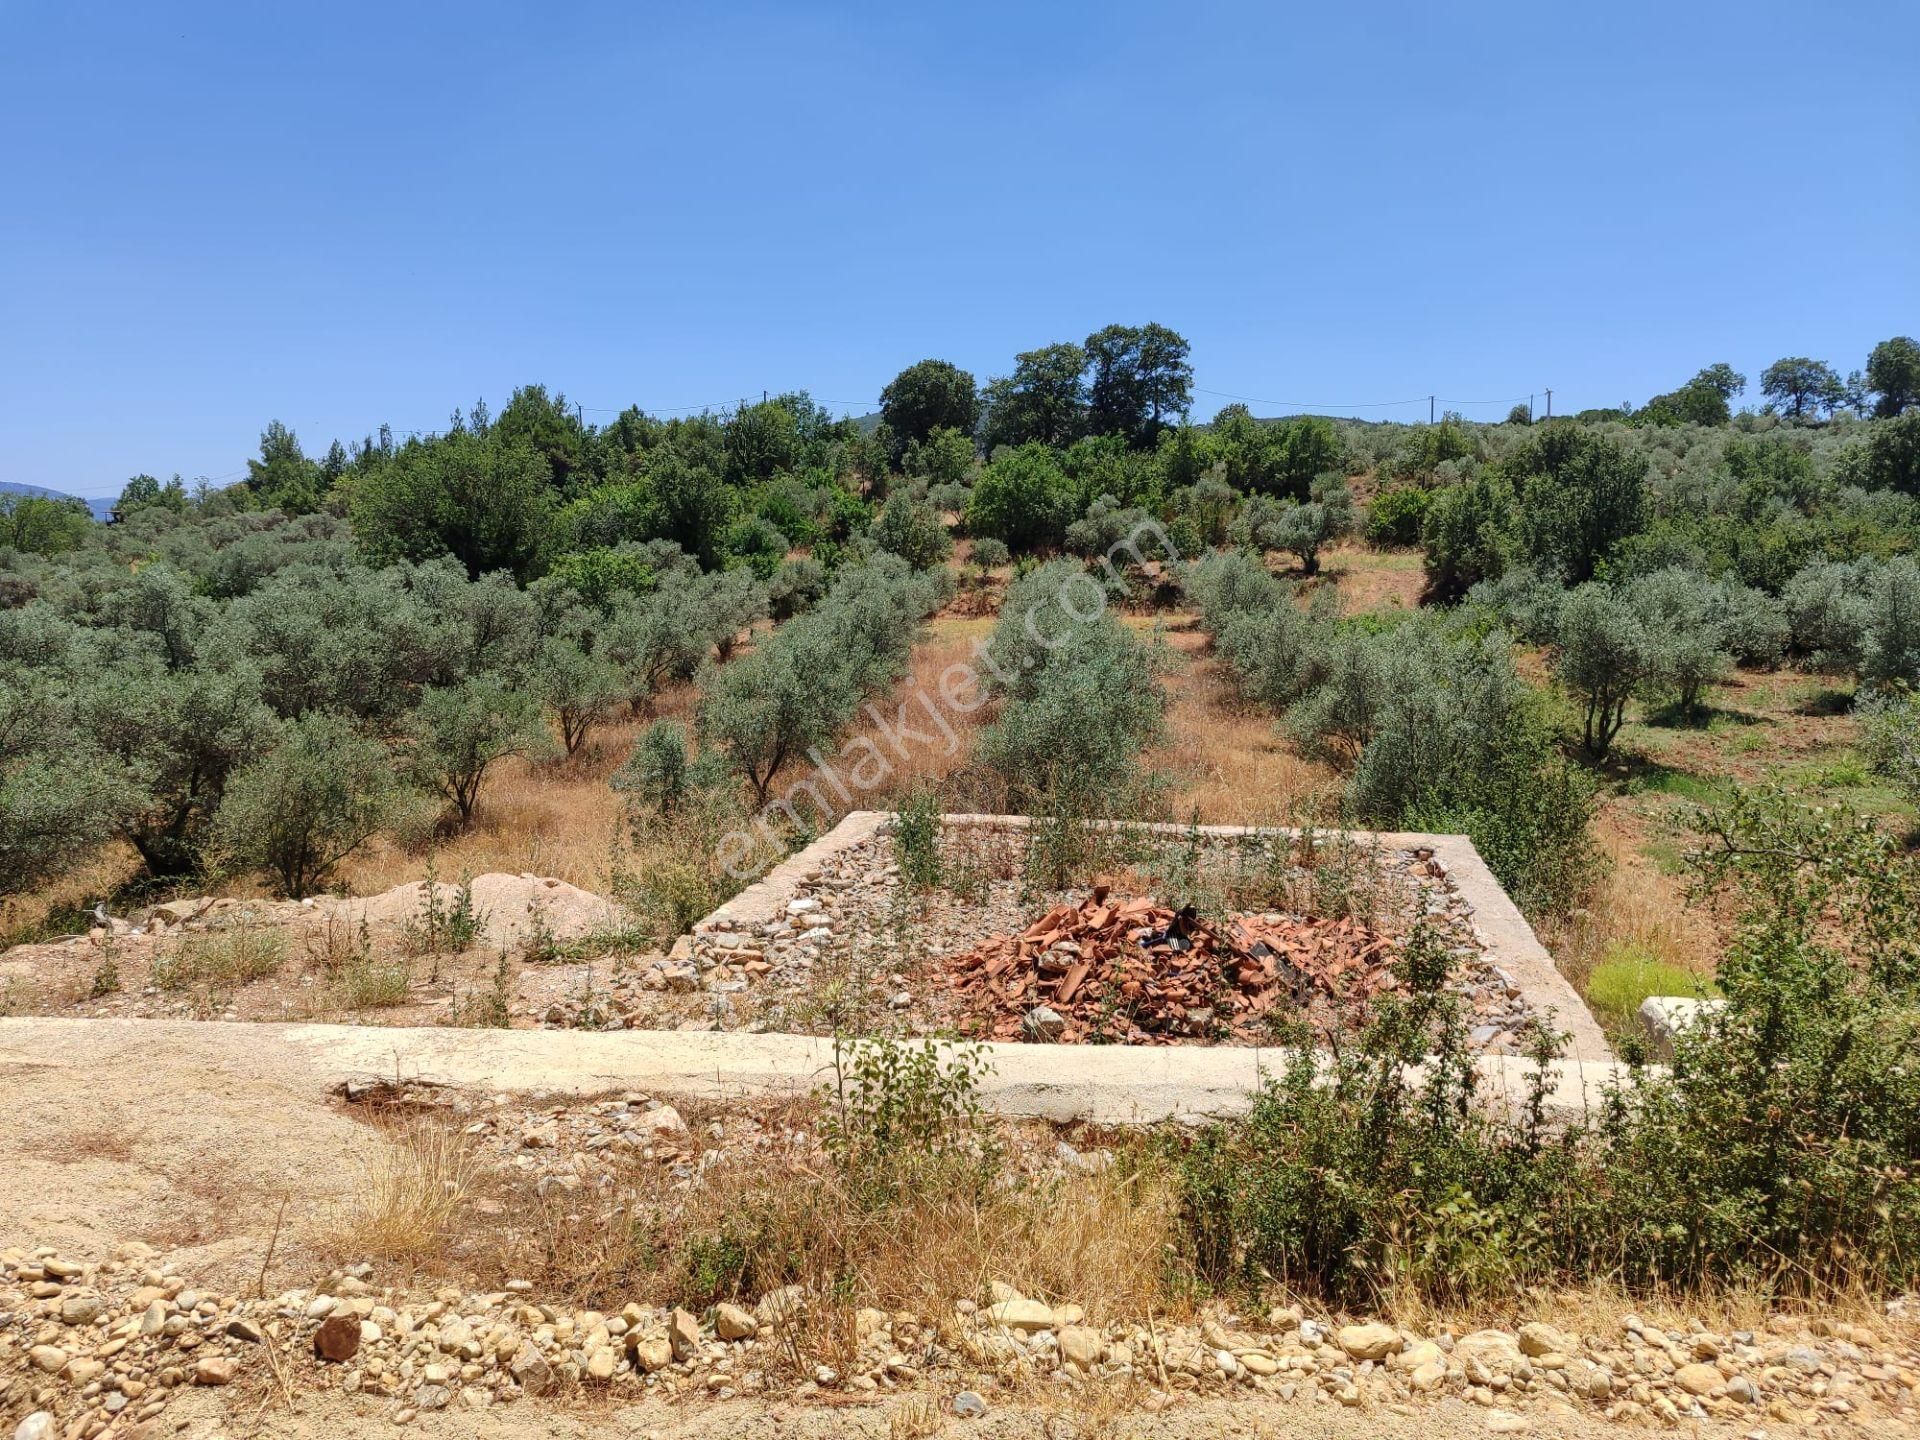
[943,882,1402,1043]
[7,1243,1919,1435]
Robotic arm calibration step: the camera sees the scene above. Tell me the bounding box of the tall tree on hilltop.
[878,360,979,464]
[1084,323,1193,449]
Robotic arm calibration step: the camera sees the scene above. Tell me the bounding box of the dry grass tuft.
[329,1117,485,1270]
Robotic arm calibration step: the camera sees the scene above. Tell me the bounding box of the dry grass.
[1319,541,1425,615]
[1539,812,1719,997]
[328,1115,485,1270]
[333,1103,1187,1369]
[1142,614,1338,826]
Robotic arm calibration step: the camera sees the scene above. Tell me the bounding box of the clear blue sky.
[3,0,1914,499]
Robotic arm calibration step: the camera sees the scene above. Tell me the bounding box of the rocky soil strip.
[7,1242,1917,1438]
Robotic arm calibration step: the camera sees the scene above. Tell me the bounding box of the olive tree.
[1555,583,1652,758]
[408,677,554,828]
[212,712,400,896]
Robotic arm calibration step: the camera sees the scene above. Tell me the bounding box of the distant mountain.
[0,480,114,521]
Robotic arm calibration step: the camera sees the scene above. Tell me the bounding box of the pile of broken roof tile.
[942,880,1403,1044]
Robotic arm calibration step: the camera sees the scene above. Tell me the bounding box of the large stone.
[631,1335,673,1373]
[1022,1006,1066,1042]
[713,1302,758,1341]
[1675,1362,1723,1396]
[1637,995,1721,1061]
[584,1346,618,1382]
[15,1414,55,1440]
[193,1356,237,1386]
[986,1299,1055,1332]
[1517,1322,1570,1358]
[59,1293,104,1325]
[313,1314,362,1362]
[1059,1326,1106,1368]
[635,1105,687,1135]
[1335,1322,1399,1361]
[509,1341,554,1395]
[669,1306,702,1361]
[28,1346,66,1374]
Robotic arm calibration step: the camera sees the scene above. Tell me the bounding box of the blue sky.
[2,0,1914,499]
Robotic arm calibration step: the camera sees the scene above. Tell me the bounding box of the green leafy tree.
[638,452,737,568]
[531,634,625,756]
[114,474,189,519]
[212,711,399,896]
[1504,425,1648,583]
[878,360,980,463]
[1083,323,1193,448]
[964,443,1076,553]
[1761,357,1846,421]
[902,425,974,488]
[409,677,554,828]
[1866,336,1920,417]
[0,675,127,897]
[245,420,325,513]
[349,430,555,580]
[1865,411,1920,496]
[979,343,1089,450]
[74,659,276,876]
[0,494,91,556]
[724,397,802,483]
[491,384,588,490]
[1420,470,1516,600]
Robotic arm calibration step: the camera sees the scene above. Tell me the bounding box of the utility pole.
[1529,393,1535,422]
[1429,395,1435,424]
[1544,388,1552,420]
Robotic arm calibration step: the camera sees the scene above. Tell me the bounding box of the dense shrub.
[870,493,953,570]
[211,711,400,896]
[1554,583,1651,757]
[1420,469,1515,600]
[1362,484,1432,547]
[1180,792,1920,1305]
[964,443,1077,553]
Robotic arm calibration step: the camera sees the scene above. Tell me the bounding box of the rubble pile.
[943,882,1403,1043]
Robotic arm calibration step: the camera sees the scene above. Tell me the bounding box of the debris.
[946,880,1403,1043]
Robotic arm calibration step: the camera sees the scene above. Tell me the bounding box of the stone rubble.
[6,1242,1919,1436]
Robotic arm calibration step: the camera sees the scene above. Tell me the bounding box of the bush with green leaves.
[870,493,952,570]
[530,632,625,756]
[1554,583,1651,757]
[1782,557,1876,669]
[1860,555,1920,686]
[1504,424,1649,583]
[1420,467,1516,600]
[211,711,400,896]
[1624,568,1732,717]
[968,537,1010,569]
[1363,484,1432,547]
[1857,686,1920,804]
[72,655,277,875]
[0,669,128,898]
[1180,791,1920,1306]
[964,442,1077,553]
